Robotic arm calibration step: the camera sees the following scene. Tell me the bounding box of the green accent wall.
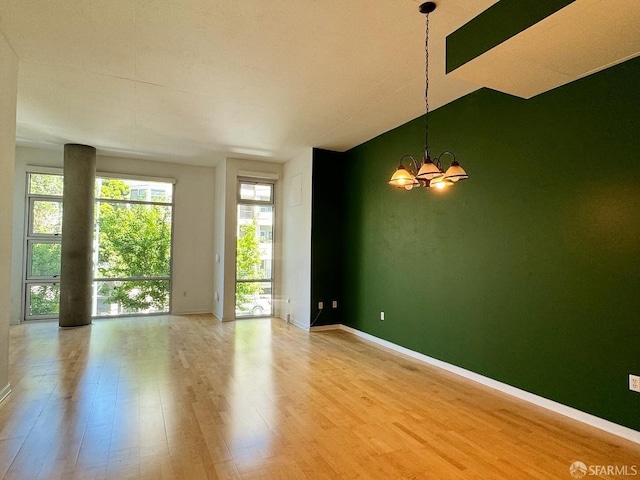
[311,57,640,431]
[446,0,574,73]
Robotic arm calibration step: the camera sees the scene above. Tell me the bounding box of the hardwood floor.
[1,315,638,479]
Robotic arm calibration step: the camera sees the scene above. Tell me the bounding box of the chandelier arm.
[399,154,421,174]
[434,151,456,166]
[436,150,456,162]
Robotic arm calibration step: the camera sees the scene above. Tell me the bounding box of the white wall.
[280,149,313,329]
[212,160,226,319]
[11,147,216,321]
[0,31,18,402]
[214,158,283,321]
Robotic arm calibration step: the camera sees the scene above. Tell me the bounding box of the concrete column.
[59,144,96,328]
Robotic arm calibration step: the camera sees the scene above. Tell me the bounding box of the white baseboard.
[290,319,309,330]
[309,324,338,332]
[0,383,11,404]
[311,324,640,445]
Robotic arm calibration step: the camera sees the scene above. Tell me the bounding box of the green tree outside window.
[236,217,264,311]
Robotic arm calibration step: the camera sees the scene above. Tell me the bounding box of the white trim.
[0,383,11,404]
[275,315,306,330]
[26,166,177,185]
[26,166,176,185]
[310,324,640,445]
[96,171,176,185]
[291,319,309,331]
[238,170,280,180]
[26,165,63,175]
[309,324,338,332]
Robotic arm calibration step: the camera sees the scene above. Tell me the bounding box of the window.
[236,180,274,317]
[22,172,174,320]
[24,173,63,319]
[94,177,173,316]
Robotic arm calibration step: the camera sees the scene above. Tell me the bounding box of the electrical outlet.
[318,302,323,310]
[380,311,385,321]
[332,300,338,308]
[630,374,640,393]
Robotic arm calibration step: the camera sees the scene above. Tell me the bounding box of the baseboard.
[309,324,341,332]
[290,319,309,330]
[312,324,640,445]
[0,383,11,404]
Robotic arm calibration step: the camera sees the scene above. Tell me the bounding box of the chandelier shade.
[415,156,443,181]
[444,159,469,182]
[388,165,417,188]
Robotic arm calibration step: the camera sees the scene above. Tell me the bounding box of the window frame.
[21,169,176,321]
[235,178,276,318]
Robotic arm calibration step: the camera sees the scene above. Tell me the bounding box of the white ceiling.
[1,0,637,167]
[0,0,497,166]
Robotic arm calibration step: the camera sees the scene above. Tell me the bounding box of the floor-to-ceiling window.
[94,176,173,317]
[235,180,274,317]
[22,171,174,321]
[24,173,63,319]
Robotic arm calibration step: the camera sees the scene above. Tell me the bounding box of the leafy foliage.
[97,179,172,312]
[31,243,61,276]
[98,179,130,200]
[236,217,264,310]
[32,201,63,235]
[29,284,60,316]
[29,173,63,196]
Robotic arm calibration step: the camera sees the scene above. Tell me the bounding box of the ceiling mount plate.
[419,2,436,14]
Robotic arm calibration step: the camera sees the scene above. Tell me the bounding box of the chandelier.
[388,2,469,191]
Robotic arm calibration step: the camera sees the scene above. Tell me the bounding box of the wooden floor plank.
[1,315,638,479]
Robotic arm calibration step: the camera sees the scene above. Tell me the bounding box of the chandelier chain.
[424,12,430,158]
